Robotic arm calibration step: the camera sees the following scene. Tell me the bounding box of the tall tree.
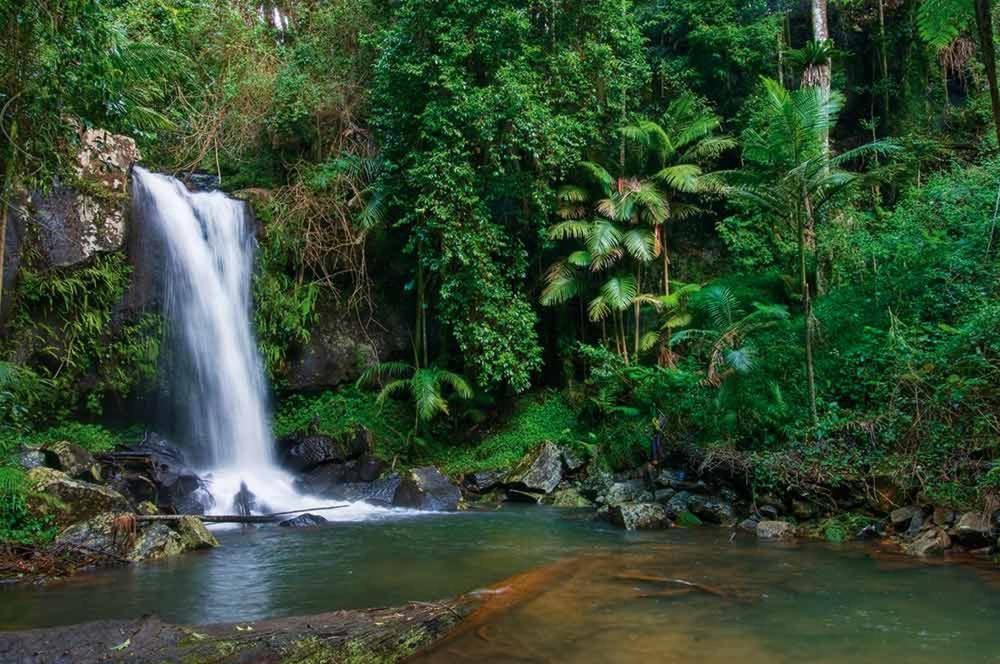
[726,78,893,428]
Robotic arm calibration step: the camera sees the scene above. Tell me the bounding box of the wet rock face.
[26,468,130,529]
[30,124,140,269]
[393,467,461,511]
[505,442,563,495]
[610,503,670,530]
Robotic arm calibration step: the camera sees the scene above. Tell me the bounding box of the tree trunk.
[877,0,890,123]
[974,0,1000,147]
[799,196,820,430]
[811,0,832,154]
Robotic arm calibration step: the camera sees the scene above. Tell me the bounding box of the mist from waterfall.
[132,167,381,518]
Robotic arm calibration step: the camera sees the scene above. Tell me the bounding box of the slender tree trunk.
[778,18,785,86]
[633,265,642,359]
[799,195,819,430]
[811,0,832,154]
[0,121,16,315]
[974,0,1000,147]
[877,0,890,123]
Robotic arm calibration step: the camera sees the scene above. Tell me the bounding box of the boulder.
[739,517,760,533]
[15,447,45,471]
[903,527,951,557]
[951,512,994,547]
[505,442,563,495]
[174,515,219,550]
[663,491,693,519]
[328,476,401,507]
[464,469,506,494]
[653,488,676,504]
[393,467,461,511]
[281,430,372,472]
[602,480,653,507]
[576,469,613,500]
[544,488,592,508]
[130,434,212,514]
[758,504,781,520]
[610,503,670,531]
[932,507,956,527]
[560,448,587,474]
[31,124,139,269]
[756,520,794,540]
[890,506,920,528]
[26,468,130,529]
[687,495,737,526]
[41,441,101,481]
[55,513,217,563]
[654,469,707,493]
[279,513,329,528]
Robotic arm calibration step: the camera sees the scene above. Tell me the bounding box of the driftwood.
[136,505,349,525]
[615,573,732,599]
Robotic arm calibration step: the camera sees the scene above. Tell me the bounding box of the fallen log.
[136,504,349,525]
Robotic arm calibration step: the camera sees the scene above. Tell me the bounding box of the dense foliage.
[2,0,1000,527]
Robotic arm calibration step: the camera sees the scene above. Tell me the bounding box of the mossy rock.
[26,468,129,529]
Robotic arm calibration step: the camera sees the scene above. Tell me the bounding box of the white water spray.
[132,167,385,520]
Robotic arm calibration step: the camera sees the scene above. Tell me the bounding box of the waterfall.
[131,167,304,514]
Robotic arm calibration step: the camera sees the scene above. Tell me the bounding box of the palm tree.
[356,362,473,445]
[670,286,789,387]
[620,93,735,297]
[724,78,894,428]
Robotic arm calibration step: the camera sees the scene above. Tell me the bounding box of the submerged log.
[136,505,349,524]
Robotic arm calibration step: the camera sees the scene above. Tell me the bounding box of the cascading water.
[131,167,381,518]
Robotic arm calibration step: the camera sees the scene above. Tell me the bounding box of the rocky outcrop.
[101,435,214,515]
[544,487,591,508]
[31,123,140,269]
[610,503,670,530]
[505,442,563,495]
[600,480,653,507]
[26,468,130,529]
[55,512,218,564]
[393,467,461,511]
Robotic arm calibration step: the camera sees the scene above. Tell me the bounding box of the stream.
[2,506,1000,661]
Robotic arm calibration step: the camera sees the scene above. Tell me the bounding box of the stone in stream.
[903,527,951,557]
[279,513,329,528]
[505,442,564,495]
[329,476,401,507]
[739,517,760,533]
[755,520,794,540]
[951,512,994,547]
[393,467,461,511]
[26,468,130,529]
[609,503,670,530]
[663,491,693,519]
[686,494,736,526]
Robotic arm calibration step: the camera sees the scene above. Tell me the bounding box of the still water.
[2,506,999,662]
